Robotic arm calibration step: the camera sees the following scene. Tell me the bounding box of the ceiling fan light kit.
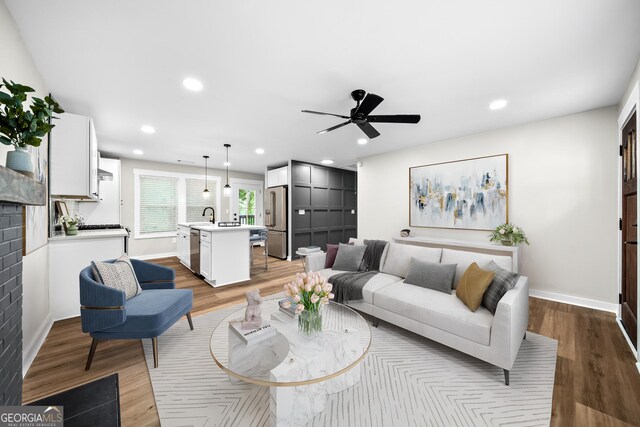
[302,89,421,139]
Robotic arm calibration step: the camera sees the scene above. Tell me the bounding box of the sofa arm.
[131,259,176,285]
[305,252,327,273]
[490,276,529,370]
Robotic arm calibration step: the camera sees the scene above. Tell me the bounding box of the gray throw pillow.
[91,254,142,300]
[332,243,366,272]
[404,258,457,294]
[481,260,521,315]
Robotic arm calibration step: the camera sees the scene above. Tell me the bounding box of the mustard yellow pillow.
[456,262,495,311]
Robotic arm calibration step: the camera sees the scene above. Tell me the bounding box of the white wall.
[119,158,262,258]
[0,2,53,374]
[358,107,618,305]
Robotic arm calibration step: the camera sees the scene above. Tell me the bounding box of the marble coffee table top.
[210,298,371,387]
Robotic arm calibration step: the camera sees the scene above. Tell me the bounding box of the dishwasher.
[189,229,200,275]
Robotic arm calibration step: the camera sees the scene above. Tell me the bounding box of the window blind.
[139,175,179,234]
[186,178,216,222]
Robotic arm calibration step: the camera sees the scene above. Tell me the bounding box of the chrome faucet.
[202,207,215,223]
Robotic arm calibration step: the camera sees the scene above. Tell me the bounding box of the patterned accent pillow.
[481,260,521,315]
[91,255,142,300]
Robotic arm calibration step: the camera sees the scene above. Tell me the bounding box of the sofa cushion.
[440,249,513,289]
[317,269,401,304]
[95,289,193,338]
[404,258,456,294]
[482,261,521,314]
[380,243,442,278]
[332,243,366,271]
[374,282,493,346]
[456,262,495,311]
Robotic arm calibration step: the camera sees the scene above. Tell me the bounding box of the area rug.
[143,302,557,427]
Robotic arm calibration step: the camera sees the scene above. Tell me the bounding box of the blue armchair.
[79,259,194,370]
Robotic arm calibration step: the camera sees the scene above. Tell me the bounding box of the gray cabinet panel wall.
[291,161,357,258]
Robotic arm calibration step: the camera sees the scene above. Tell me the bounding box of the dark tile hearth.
[28,374,121,427]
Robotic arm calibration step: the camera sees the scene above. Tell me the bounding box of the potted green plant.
[62,214,83,236]
[0,78,64,176]
[489,223,530,246]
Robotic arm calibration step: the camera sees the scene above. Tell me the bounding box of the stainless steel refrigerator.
[264,186,287,259]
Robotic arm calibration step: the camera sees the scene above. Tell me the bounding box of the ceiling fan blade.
[367,114,421,124]
[317,120,352,134]
[355,93,384,116]
[302,110,350,119]
[357,122,381,139]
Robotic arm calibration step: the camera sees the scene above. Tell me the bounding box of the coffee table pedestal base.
[270,366,361,427]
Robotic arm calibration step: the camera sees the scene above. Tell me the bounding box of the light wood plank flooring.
[23,253,640,426]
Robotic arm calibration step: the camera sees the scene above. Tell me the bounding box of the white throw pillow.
[380,243,443,278]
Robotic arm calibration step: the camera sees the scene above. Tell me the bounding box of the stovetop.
[77,224,124,230]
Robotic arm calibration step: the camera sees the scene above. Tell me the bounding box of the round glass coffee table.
[210,298,371,426]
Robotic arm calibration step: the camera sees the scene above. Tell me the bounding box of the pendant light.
[223,144,231,197]
[202,155,210,198]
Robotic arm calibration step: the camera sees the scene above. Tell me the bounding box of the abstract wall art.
[409,154,508,230]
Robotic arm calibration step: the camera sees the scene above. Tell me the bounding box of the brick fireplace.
[0,166,46,405]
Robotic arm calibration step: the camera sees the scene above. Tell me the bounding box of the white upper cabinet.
[266,166,288,188]
[50,112,99,200]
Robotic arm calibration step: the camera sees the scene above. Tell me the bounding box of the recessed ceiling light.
[489,99,508,110]
[255,148,265,154]
[183,77,203,91]
[133,149,144,155]
[224,161,230,166]
[140,125,155,134]
[357,138,368,145]
[321,159,334,165]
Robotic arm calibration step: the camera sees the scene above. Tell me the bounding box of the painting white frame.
[409,154,508,231]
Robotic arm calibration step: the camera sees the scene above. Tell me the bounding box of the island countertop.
[179,222,266,232]
[49,229,129,241]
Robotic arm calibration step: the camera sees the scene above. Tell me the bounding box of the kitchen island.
[178,222,265,287]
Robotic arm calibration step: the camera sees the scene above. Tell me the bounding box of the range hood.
[98,168,113,181]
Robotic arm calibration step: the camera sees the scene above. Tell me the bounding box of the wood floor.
[23,252,640,427]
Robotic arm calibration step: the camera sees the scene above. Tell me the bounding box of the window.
[186,178,216,221]
[138,175,179,235]
[134,169,221,239]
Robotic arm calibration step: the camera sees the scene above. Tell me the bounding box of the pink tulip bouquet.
[282,272,334,335]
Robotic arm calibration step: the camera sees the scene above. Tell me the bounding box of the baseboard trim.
[529,289,618,313]
[616,317,638,360]
[129,252,178,261]
[23,313,53,378]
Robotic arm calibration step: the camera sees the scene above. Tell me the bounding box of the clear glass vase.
[298,308,322,336]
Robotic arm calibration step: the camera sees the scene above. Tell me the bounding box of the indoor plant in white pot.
[489,223,530,246]
[0,78,64,177]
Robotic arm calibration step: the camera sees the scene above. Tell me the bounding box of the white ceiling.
[6,0,640,174]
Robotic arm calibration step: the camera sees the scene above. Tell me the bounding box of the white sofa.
[305,239,529,385]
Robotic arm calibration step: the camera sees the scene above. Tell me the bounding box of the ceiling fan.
[301,89,421,139]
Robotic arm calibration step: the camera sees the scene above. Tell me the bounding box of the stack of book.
[297,246,321,254]
[228,320,277,345]
[278,298,297,319]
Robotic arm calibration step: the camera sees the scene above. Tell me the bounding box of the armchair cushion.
[91,289,193,339]
[80,266,126,308]
[92,255,142,300]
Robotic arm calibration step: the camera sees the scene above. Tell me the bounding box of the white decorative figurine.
[241,289,262,329]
